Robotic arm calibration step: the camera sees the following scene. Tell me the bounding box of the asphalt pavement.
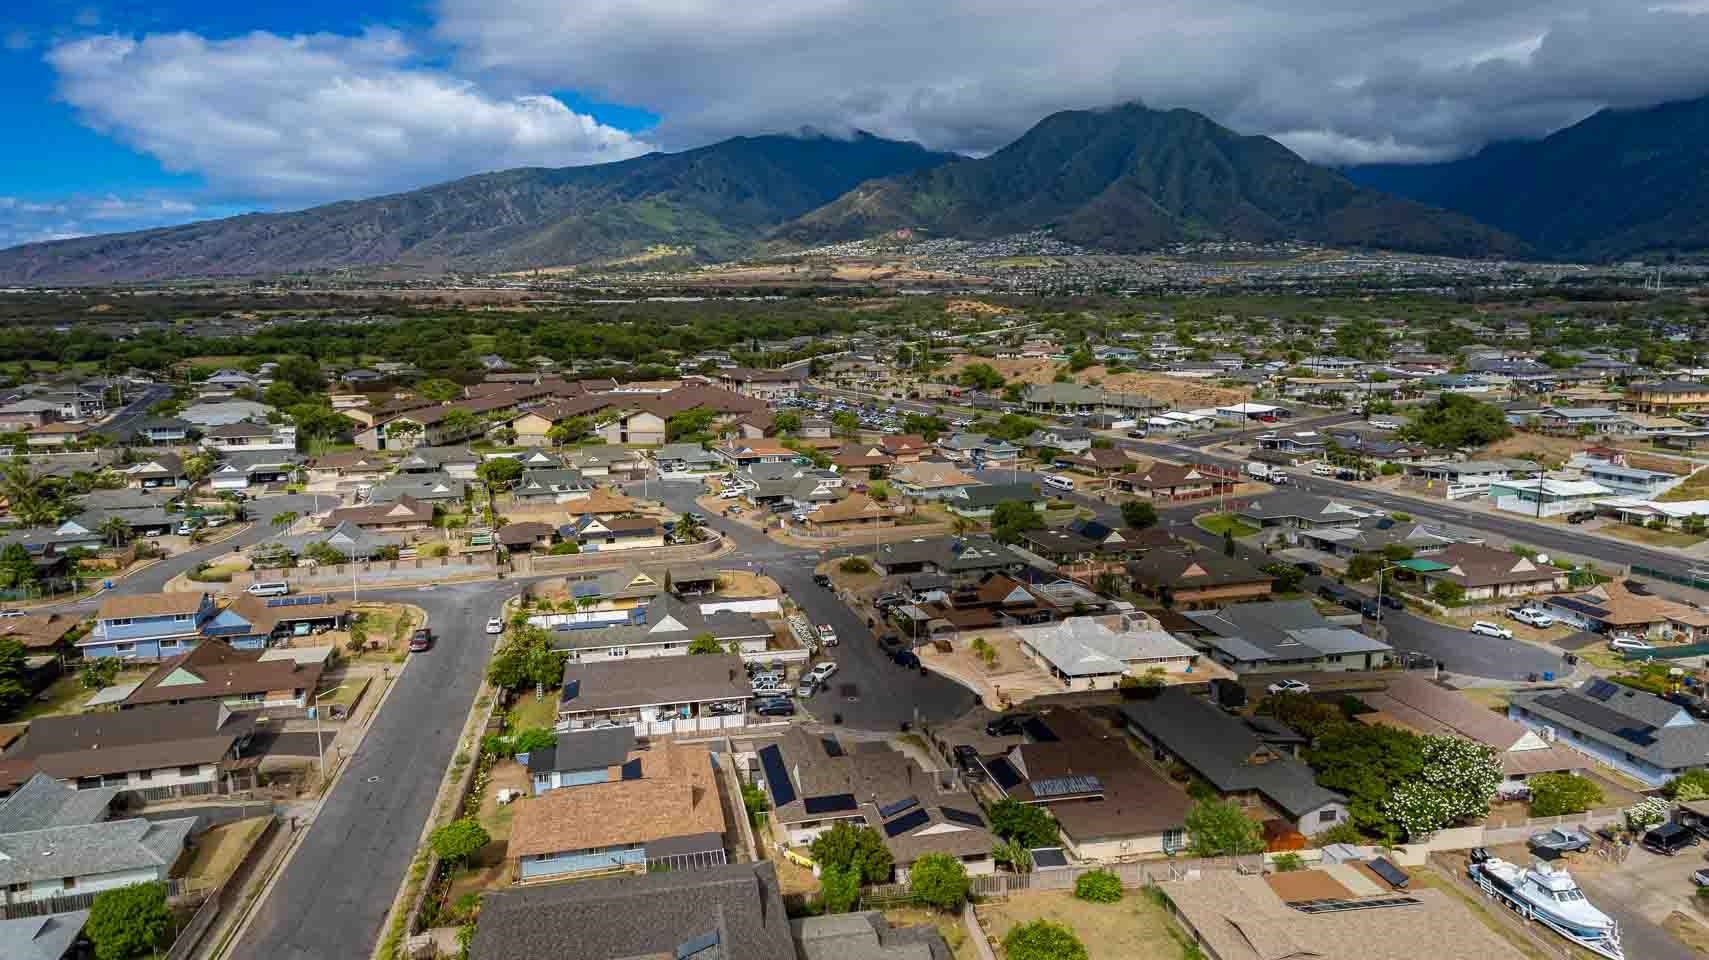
[99,383,173,441]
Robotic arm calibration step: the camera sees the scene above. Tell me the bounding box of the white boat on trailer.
[1470,855,1622,959]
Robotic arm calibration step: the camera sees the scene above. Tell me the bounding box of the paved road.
[652,480,977,729]
[229,579,514,960]
[99,383,173,440]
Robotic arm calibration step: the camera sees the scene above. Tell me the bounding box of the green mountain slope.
[0,132,957,284]
[774,103,1522,257]
[1345,95,1709,260]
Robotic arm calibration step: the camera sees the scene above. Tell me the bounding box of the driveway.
[1575,845,1704,960]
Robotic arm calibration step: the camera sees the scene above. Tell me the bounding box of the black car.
[812,573,832,589]
[1379,593,1404,610]
[753,697,796,717]
[1359,599,1382,620]
[953,745,987,780]
[1566,510,1596,524]
[891,649,920,669]
[984,713,1035,737]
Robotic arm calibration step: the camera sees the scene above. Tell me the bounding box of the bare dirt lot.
[975,890,1182,960]
[942,356,1250,408]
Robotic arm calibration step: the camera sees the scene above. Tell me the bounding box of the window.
[1163,829,1185,852]
[175,614,193,622]
[114,643,135,654]
[137,769,153,782]
[607,647,628,658]
[180,765,201,777]
[1319,810,1339,824]
[108,618,133,626]
[159,640,178,651]
[62,877,77,891]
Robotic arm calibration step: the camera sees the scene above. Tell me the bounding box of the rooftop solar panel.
[759,744,796,807]
[941,807,985,828]
[675,930,720,959]
[1030,775,1104,799]
[878,796,919,819]
[620,758,642,781]
[1585,678,1620,702]
[1535,693,1657,746]
[803,793,859,814]
[883,808,931,837]
[985,757,1023,791]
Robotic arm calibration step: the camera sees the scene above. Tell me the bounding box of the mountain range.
[7,94,1709,284]
[1345,95,1709,261]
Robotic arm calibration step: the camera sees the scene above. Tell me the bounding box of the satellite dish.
[1535,554,1549,565]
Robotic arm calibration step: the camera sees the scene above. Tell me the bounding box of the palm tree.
[949,515,978,537]
[269,511,300,540]
[182,454,215,502]
[0,463,57,529]
[575,594,599,625]
[676,512,704,543]
[97,516,133,549]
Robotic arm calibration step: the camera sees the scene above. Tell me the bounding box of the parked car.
[753,697,796,717]
[890,649,920,669]
[1379,593,1404,610]
[1644,822,1700,856]
[984,713,1035,737]
[1609,636,1655,653]
[485,617,505,635]
[1469,621,1514,640]
[874,593,908,609]
[1529,827,1593,854]
[1358,599,1383,620]
[809,661,839,684]
[812,574,832,589]
[796,677,820,698]
[816,624,839,647]
[1566,510,1596,524]
[1693,869,1709,887]
[952,745,986,779]
[1267,679,1312,696]
[1506,607,1556,628]
[408,628,434,652]
[1296,561,1322,577]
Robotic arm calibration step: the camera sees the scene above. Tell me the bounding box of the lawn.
[181,817,272,887]
[1599,523,1707,548]
[18,668,153,720]
[1194,513,1259,538]
[316,676,372,715]
[506,693,558,732]
[976,890,1180,960]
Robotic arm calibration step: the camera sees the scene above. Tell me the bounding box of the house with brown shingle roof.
[1538,579,1709,642]
[507,741,728,880]
[1111,462,1237,502]
[877,435,932,463]
[120,641,329,711]
[321,495,433,532]
[1356,675,1585,791]
[1408,542,1568,602]
[0,614,80,654]
[888,462,979,501]
[802,493,897,532]
[829,442,895,477]
[0,701,255,795]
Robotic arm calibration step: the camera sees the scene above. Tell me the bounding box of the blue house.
[200,594,351,650]
[82,592,216,660]
[523,727,638,795]
[1509,679,1709,788]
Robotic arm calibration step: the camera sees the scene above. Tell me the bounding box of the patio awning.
[1395,558,1451,573]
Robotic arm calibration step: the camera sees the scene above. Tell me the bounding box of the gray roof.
[655,443,721,464]
[1511,681,1709,771]
[0,813,195,886]
[1121,690,1344,819]
[793,913,943,960]
[0,775,119,833]
[873,535,1022,575]
[548,595,769,651]
[395,446,479,471]
[559,655,752,712]
[954,482,1041,509]
[272,521,401,559]
[525,727,637,775]
[1236,494,1372,525]
[1184,600,1390,664]
[0,911,88,960]
[470,861,796,960]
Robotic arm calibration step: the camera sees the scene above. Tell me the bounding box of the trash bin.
[1543,671,1554,682]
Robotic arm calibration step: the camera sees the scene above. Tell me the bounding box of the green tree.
[987,798,1059,848]
[1397,394,1511,449]
[546,417,591,448]
[486,624,568,692]
[97,515,133,548]
[1528,772,1604,817]
[991,499,1044,543]
[809,822,893,883]
[416,378,462,402]
[959,362,1006,391]
[986,413,1042,442]
[1223,529,1236,557]
[687,632,725,654]
[675,512,704,543]
[1002,382,1026,403]
[772,410,802,435]
[430,817,491,869]
[1260,562,1304,594]
[1666,769,1709,801]
[902,413,949,440]
[1073,869,1123,903]
[1003,920,1088,960]
[1067,348,1096,372]
[1431,580,1465,606]
[0,638,28,716]
[1345,553,1382,582]
[1185,799,1264,856]
[667,408,720,443]
[831,411,861,436]
[1120,500,1158,529]
[0,543,39,591]
[908,852,970,910]
[0,463,56,527]
[87,881,171,960]
[818,864,861,913]
[274,356,327,394]
[79,656,121,691]
[440,408,483,442]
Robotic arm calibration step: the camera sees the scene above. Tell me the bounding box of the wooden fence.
[0,876,208,922]
[857,855,1264,909]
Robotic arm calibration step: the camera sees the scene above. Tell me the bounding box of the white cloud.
[0,193,213,250]
[46,28,653,204]
[435,0,1709,163]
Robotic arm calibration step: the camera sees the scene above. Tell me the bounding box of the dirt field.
[182,817,272,886]
[942,356,1249,408]
[976,890,1182,960]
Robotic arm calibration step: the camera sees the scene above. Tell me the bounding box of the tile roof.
[124,641,326,707]
[470,861,795,960]
[508,742,725,859]
[558,655,752,712]
[95,591,207,621]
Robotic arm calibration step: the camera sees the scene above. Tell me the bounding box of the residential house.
[870,535,1023,580]
[1291,517,1457,560]
[507,740,727,880]
[23,423,91,449]
[1021,382,1165,418]
[524,726,638,795]
[737,463,844,509]
[200,420,297,452]
[1052,446,1137,477]
[207,452,298,492]
[878,435,933,462]
[1357,676,1586,791]
[1532,406,1630,436]
[1487,477,1613,518]
[1123,690,1350,834]
[122,453,187,490]
[1627,380,1709,415]
[1509,679,1709,787]
[1111,463,1237,502]
[304,451,391,484]
[1405,460,1542,500]
[116,642,329,711]
[1234,494,1376,544]
[1403,543,1568,602]
[1182,600,1393,675]
[888,462,979,501]
[0,400,59,432]
[760,727,994,883]
[506,396,613,447]
[560,516,665,553]
[0,911,87,959]
[364,472,463,505]
[1579,463,1681,499]
[394,446,481,479]
[469,862,795,960]
[945,481,1044,520]
[0,775,195,909]
[179,400,271,428]
[979,709,1192,858]
[1014,615,1203,691]
[563,445,646,481]
[729,409,777,439]
[555,655,752,732]
[1126,547,1274,609]
[496,521,558,552]
[937,433,1019,466]
[653,443,723,476]
[715,439,798,469]
[321,495,433,533]
[1012,520,1173,581]
[0,702,255,796]
[1538,580,1709,643]
[1022,426,1095,455]
[510,468,590,503]
[200,369,257,393]
[199,594,349,650]
[828,442,895,477]
[801,494,899,533]
[0,615,80,657]
[269,522,402,562]
[82,592,216,660]
[542,594,770,662]
[1162,873,1527,960]
[127,417,195,445]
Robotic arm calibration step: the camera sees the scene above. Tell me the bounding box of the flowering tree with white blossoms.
[1383,735,1502,838]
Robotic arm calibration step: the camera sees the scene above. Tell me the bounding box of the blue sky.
[5,0,1709,251]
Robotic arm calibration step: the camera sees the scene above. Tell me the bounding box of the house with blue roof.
[82,592,217,660]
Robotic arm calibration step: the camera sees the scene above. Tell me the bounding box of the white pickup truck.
[816,623,839,647]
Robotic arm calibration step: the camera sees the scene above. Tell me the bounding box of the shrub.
[1667,769,1709,801]
[1003,920,1088,960]
[422,542,450,558]
[1314,822,1363,846]
[547,541,581,555]
[88,882,171,960]
[1271,853,1305,872]
[741,783,770,826]
[509,727,556,755]
[1185,799,1264,856]
[78,657,120,691]
[810,822,893,883]
[1073,869,1123,903]
[839,556,872,574]
[818,865,861,913]
[429,817,491,868]
[1528,773,1603,817]
[1379,462,1401,475]
[1431,580,1465,606]
[909,853,970,910]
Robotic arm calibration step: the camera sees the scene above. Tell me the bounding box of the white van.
[1310,462,1336,477]
[246,581,290,598]
[1042,474,1076,493]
